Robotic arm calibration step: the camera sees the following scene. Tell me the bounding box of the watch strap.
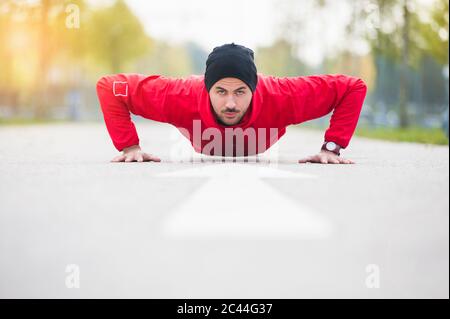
[321,141,341,156]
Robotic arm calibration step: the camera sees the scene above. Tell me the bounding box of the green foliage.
[135,42,193,77]
[419,0,449,65]
[300,123,449,145]
[361,0,448,69]
[0,118,68,125]
[256,39,312,76]
[354,126,449,145]
[85,0,151,73]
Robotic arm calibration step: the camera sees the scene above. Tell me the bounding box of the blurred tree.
[323,51,376,90]
[418,0,449,65]
[0,0,201,120]
[34,0,88,117]
[85,0,151,73]
[399,0,411,128]
[53,1,89,74]
[134,41,193,77]
[0,0,88,118]
[351,0,449,127]
[0,1,15,109]
[256,39,312,76]
[184,42,208,75]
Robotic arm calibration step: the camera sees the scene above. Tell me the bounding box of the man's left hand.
[298,150,355,164]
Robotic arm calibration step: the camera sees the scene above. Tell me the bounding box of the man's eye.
[218,90,225,95]
[236,91,244,95]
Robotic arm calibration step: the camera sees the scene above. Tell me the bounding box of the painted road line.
[157,163,333,240]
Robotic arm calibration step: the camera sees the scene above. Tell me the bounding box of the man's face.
[209,77,253,126]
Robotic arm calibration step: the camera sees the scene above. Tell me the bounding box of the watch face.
[326,142,336,151]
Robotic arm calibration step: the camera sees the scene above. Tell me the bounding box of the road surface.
[0,122,448,298]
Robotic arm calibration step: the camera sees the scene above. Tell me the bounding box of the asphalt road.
[0,122,448,298]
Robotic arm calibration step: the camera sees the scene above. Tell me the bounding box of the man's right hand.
[111,145,161,163]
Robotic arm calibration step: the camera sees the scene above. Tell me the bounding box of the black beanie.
[204,43,258,92]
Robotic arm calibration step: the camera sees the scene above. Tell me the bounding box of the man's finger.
[143,153,161,162]
[298,157,309,163]
[136,152,144,162]
[340,158,354,164]
[125,155,134,162]
[111,155,125,162]
[329,158,340,164]
[298,156,314,163]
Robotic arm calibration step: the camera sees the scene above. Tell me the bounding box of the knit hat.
[204,43,258,92]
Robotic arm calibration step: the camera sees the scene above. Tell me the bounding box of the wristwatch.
[321,141,341,156]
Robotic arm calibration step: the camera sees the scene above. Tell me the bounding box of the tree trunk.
[34,0,51,119]
[398,0,410,128]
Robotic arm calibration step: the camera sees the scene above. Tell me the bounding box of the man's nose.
[225,96,236,108]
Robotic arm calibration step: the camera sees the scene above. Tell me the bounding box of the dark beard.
[217,116,241,126]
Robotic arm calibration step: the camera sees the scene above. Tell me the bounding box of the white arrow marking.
[158,163,333,240]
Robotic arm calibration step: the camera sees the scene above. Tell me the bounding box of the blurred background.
[0,0,448,144]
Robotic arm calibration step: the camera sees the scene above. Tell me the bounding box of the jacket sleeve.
[96,73,198,151]
[274,74,368,149]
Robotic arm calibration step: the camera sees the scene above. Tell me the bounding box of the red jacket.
[96,73,367,156]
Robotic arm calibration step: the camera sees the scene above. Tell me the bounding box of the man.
[97,43,367,164]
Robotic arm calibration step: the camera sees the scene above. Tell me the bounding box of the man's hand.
[111,145,161,163]
[298,150,355,164]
